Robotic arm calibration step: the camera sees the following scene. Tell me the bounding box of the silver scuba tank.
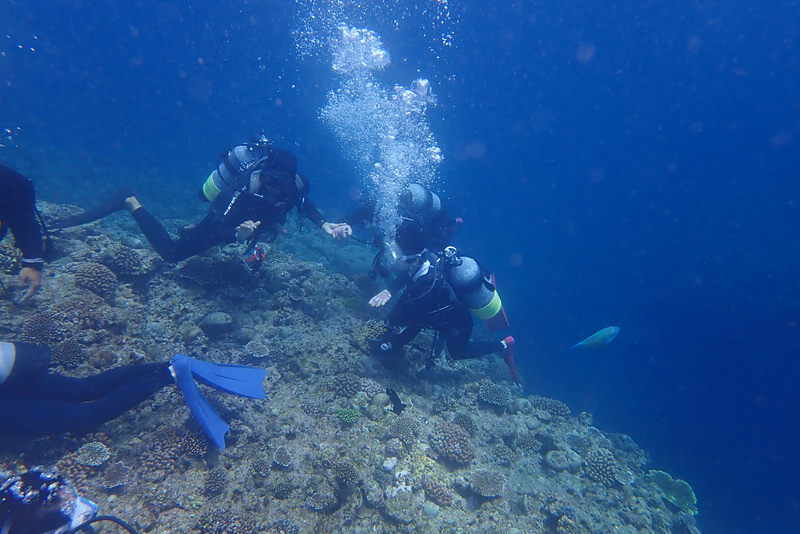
[201,145,264,202]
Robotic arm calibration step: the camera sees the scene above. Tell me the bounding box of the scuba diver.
[368,244,521,388]
[345,183,462,278]
[0,165,51,303]
[0,468,100,534]
[52,135,352,266]
[0,341,266,450]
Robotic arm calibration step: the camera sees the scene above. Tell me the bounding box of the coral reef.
[470,469,506,497]
[72,261,118,298]
[388,416,420,444]
[429,422,475,465]
[583,447,619,486]
[76,442,110,467]
[531,395,572,417]
[0,205,702,534]
[273,446,293,468]
[478,378,513,407]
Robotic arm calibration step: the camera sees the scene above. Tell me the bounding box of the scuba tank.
[440,246,509,330]
[199,136,272,202]
[405,183,442,218]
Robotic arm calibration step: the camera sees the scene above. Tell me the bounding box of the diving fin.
[170,354,231,449]
[180,355,267,399]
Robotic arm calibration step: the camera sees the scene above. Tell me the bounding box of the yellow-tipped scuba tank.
[200,136,272,202]
[441,246,506,327]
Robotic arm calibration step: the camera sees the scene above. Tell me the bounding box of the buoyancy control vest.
[200,140,273,203]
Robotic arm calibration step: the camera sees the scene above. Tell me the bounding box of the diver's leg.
[130,207,218,263]
[442,311,503,360]
[32,363,171,402]
[0,374,172,435]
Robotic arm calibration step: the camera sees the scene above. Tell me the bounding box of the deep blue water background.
[1,1,798,533]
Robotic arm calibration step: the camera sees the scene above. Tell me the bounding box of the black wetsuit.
[131,149,325,263]
[0,342,172,436]
[0,166,43,272]
[381,253,503,360]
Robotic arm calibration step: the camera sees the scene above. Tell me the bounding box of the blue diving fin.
[181,355,267,399]
[170,354,230,449]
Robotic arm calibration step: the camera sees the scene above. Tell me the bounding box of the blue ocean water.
[1,1,797,533]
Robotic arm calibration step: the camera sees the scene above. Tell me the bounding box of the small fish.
[386,387,407,415]
[570,326,620,350]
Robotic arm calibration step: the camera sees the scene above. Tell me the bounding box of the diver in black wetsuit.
[0,341,266,450]
[53,136,351,264]
[367,246,521,387]
[0,165,47,302]
[0,341,173,436]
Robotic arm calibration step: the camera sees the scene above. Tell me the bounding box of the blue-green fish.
[570,326,620,350]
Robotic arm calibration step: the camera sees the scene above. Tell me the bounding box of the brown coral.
[428,422,475,465]
[273,446,293,468]
[423,476,453,507]
[22,312,67,346]
[583,448,618,486]
[332,461,359,488]
[531,396,571,418]
[388,417,420,444]
[51,339,85,369]
[478,378,512,407]
[452,413,478,436]
[471,469,506,497]
[73,261,118,298]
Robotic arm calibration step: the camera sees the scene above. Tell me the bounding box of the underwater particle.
[531,396,571,418]
[583,448,618,486]
[388,416,420,444]
[423,476,453,507]
[478,378,512,407]
[646,469,698,515]
[336,408,360,424]
[22,311,67,346]
[102,462,131,489]
[245,340,270,358]
[470,469,505,498]
[273,446,293,468]
[73,261,118,298]
[51,339,85,369]
[428,422,474,465]
[76,442,110,467]
[332,461,359,488]
[452,412,478,436]
[204,467,227,495]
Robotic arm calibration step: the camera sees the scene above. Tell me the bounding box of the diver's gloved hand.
[322,222,352,239]
[235,220,261,242]
[369,289,392,307]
